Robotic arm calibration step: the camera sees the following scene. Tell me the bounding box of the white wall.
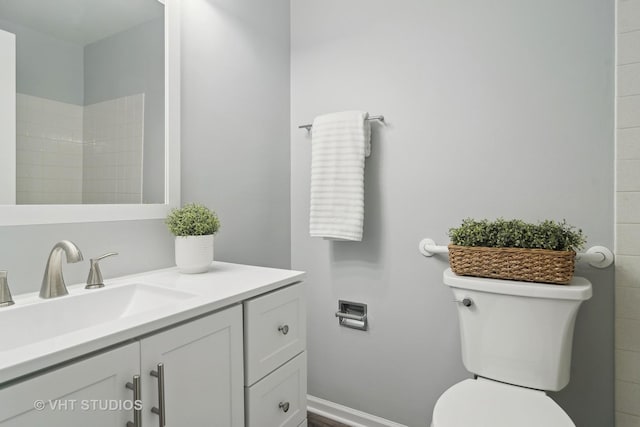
[291,1,614,426]
[616,0,640,424]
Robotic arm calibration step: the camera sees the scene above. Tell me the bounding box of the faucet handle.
[85,252,118,289]
[0,271,15,307]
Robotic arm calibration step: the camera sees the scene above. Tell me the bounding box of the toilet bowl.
[431,378,574,427]
[432,269,592,427]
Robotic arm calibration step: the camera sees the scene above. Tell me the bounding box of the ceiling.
[0,0,163,46]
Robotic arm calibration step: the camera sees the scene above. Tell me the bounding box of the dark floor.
[308,411,352,427]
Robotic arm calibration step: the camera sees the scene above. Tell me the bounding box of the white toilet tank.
[444,269,592,391]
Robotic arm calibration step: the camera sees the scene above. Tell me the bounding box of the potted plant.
[166,203,221,274]
[447,218,586,285]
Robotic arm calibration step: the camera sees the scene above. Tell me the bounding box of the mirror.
[0,0,180,224]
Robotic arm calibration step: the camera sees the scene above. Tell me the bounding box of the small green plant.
[166,203,220,236]
[448,218,586,252]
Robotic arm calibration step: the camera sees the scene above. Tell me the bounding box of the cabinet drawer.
[244,282,306,385]
[245,352,307,427]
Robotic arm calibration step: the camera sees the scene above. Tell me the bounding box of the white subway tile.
[617,317,640,351]
[618,192,640,223]
[82,193,97,204]
[617,380,640,416]
[617,256,640,287]
[620,0,640,33]
[17,164,42,179]
[16,149,40,166]
[618,160,640,191]
[620,31,640,65]
[617,287,640,320]
[617,349,640,383]
[620,63,640,96]
[619,96,640,128]
[616,411,640,427]
[16,191,34,205]
[41,179,62,193]
[618,128,640,159]
[101,193,116,204]
[618,224,640,254]
[15,192,29,205]
[16,177,40,193]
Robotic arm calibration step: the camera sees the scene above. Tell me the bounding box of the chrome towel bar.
[298,115,385,131]
[417,238,614,269]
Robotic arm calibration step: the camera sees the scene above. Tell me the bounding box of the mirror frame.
[0,0,180,225]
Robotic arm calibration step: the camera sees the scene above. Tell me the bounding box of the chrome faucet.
[0,271,14,307]
[86,252,118,289]
[40,240,84,299]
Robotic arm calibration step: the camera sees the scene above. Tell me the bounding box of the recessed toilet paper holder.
[335,300,368,331]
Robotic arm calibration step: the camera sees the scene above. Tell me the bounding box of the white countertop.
[0,261,305,385]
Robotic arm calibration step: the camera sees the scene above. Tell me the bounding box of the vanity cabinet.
[0,272,306,427]
[0,342,139,426]
[244,283,307,427]
[0,306,243,427]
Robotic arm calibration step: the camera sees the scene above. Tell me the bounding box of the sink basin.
[0,284,196,352]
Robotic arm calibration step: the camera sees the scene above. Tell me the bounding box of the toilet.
[431,268,592,427]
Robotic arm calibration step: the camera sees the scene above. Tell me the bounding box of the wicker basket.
[448,245,576,285]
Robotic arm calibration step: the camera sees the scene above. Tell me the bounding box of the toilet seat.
[432,378,575,427]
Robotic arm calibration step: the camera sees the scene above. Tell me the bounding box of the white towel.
[309,111,371,241]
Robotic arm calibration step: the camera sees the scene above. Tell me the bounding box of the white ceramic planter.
[174,235,214,274]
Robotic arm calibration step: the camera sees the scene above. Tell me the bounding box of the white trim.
[307,395,407,427]
[0,0,180,225]
[0,29,15,205]
[164,0,180,214]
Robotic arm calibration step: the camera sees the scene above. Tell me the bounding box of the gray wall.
[0,18,83,104]
[290,1,614,426]
[181,0,291,269]
[1,0,291,291]
[0,220,173,296]
[84,18,165,204]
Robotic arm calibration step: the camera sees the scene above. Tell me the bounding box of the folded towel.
[309,111,371,241]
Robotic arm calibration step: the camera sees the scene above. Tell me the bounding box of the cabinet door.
[141,305,244,427]
[0,342,139,427]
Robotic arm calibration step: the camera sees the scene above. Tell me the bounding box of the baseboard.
[307,395,407,427]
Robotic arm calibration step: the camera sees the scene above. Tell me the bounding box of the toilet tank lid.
[443,269,592,301]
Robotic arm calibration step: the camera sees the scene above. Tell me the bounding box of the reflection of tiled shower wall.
[616,1,640,425]
[16,94,83,204]
[82,94,144,204]
[15,93,144,204]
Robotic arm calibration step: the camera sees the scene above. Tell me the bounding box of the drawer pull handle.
[278,324,289,335]
[279,401,290,413]
[150,363,166,427]
[125,375,142,427]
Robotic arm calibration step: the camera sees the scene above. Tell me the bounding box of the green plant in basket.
[448,218,586,252]
[166,203,221,237]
